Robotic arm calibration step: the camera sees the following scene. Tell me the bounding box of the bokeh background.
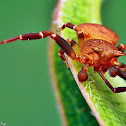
[0,0,61,126]
[0,0,126,126]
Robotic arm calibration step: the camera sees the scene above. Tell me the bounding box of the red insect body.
[80,39,119,73]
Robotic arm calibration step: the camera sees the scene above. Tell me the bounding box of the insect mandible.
[0,22,126,93]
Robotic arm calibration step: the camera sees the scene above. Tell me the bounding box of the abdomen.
[78,23,119,45]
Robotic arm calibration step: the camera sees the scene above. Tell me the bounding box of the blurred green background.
[101,0,126,63]
[0,0,61,126]
[0,0,126,126]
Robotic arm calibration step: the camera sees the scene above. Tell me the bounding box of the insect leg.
[109,66,126,80]
[58,39,80,68]
[0,31,76,60]
[58,49,69,68]
[108,66,119,77]
[117,44,125,52]
[57,22,76,31]
[67,39,81,55]
[118,69,126,79]
[58,22,85,49]
[78,64,90,82]
[77,31,85,49]
[99,71,126,93]
[114,61,126,68]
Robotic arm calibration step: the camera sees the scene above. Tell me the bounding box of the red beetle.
[0,22,126,93]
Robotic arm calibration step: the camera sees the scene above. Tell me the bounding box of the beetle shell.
[78,23,119,45]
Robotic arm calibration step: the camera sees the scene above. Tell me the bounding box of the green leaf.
[49,0,126,126]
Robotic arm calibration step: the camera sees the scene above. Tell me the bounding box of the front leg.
[0,31,77,60]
